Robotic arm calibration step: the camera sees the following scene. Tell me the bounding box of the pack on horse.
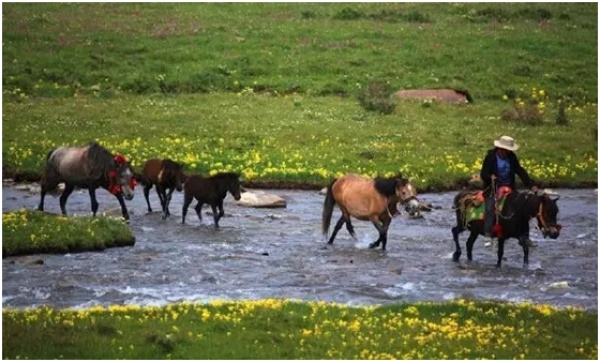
[322,173,420,250]
[182,172,242,228]
[137,158,185,220]
[38,142,136,221]
[451,188,561,267]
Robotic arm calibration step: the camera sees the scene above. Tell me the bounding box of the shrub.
[555,103,570,126]
[357,80,397,115]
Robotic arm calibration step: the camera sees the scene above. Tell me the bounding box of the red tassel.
[114,154,127,164]
[492,223,503,238]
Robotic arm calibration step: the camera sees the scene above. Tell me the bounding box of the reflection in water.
[2,185,598,310]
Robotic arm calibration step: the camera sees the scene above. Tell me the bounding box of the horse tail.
[40,148,60,190]
[322,179,337,236]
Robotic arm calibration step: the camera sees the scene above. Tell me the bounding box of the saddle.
[461,186,513,231]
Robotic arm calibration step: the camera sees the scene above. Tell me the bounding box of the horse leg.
[114,192,130,222]
[379,214,392,251]
[194,202,204,222]
[160,187,173,221]
[465,230,478,262]
[143,184,153,213]
[156,185,166,214]
[496,238,507,267]
[451,225,463,262]
[518,237,530,266]
[39,168,60,211]
[164,187,175,217]
[59,183,75,216]
[210,203,220,228]
[88,187,99,217]
[216,200,225,225]
[345,218,357,240]
[327,215,346,245]
[368,216,386,250]
[181,192,193,224]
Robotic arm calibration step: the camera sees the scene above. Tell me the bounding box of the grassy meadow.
[2,209,135,257]
[2,3,598,190]
[3,299,597,359]
[2,4,598,359]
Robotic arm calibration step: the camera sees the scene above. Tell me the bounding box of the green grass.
[2,93,597,190]
[2,3,597,102]
[2,3,597,189]
[2,209,135,257]
[2,299,597,359]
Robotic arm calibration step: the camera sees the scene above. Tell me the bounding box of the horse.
[37,142,136,221]
[322,173,420,250]
[137,158,185,220]
[181,172,242,228]
[451,189,561,267]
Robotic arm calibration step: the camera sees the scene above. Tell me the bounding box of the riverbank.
[2,209,135,257]
[3,169,597,193]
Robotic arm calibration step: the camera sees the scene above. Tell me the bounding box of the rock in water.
[236,191,287,208]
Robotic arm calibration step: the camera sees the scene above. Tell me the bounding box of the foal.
[182,172,242,228]
[139,158,185,220]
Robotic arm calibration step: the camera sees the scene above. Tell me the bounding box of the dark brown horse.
[322,173,420,250]
[452,190,561,267]
[38,142,136,221]
[182,172,242,228]
[137,158,185,220]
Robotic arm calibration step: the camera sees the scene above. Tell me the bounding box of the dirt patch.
[394,89,473,104]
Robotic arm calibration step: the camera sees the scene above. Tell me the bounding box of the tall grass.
[2,3,597,102]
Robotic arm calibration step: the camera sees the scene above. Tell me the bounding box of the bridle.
[535,196,562,234]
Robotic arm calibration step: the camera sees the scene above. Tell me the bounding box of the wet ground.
[2,185,598,310]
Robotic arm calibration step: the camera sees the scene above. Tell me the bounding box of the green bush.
[357,80,397,115]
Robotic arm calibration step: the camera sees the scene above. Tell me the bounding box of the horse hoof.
[452,252,461,262]
[368,243,378,249]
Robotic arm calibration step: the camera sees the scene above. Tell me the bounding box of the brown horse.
[182,172,242,228]
[322,173,420,250]
[38,142,136,221]
[137,158,185,220]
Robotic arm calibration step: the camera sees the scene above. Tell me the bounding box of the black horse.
[451,190,561,267]
[182,172,242,228]
[38,142,136,221]
[137,158,185,220]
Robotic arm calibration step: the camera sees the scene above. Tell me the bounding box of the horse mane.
[162,159,182,171]
[374,177,398,197]
[86,142,117,179]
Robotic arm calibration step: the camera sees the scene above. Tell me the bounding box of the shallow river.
[2,185,597,310]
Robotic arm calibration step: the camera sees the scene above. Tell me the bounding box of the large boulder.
[236,191,287,208]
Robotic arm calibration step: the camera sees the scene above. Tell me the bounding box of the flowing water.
[2,185,597,310]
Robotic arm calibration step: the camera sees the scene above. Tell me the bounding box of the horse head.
[109,154,136,200]
[395,176,420,216]
[162,159,185,192]
[536,190,561,239]
[228,173,242,201]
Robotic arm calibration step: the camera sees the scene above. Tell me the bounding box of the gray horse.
[38,142,136,221]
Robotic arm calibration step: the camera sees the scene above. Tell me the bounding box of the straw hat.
[494,135,519,151]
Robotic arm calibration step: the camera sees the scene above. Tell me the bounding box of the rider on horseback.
[480,136,538,247]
